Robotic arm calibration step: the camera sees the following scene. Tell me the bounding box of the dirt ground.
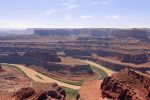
[79,80,103,100]
[0,65,31,100]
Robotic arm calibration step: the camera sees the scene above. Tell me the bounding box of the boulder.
[12,85,66,100]
[12,87,36,100]
[101,68,150,100]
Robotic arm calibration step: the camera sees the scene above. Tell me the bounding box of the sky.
[0,0,150,28]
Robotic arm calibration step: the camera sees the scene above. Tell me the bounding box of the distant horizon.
[0,27,150,30]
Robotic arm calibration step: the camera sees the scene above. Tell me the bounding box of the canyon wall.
[101,69,150,100]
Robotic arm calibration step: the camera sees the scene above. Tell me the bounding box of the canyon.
[0,28,150,100]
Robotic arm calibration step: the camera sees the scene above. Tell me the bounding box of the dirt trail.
[82,60,115,76]
[5,64,81,90]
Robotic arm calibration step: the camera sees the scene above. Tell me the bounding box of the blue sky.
[0,0,149,28]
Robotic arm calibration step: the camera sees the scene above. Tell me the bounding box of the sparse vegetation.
[54,79,82,86]
[38,72,83,86]
[35,75,44,80]
[90,65,108,80]
[63,87,79,100]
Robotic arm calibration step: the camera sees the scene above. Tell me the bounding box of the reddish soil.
[0,65,31,100]
[79,80,103,100]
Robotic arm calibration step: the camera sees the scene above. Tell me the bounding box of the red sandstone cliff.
[101,68,150,100]
[12,83,66,100]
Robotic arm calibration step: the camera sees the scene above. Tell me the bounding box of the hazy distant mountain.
[34,28,115,37]
[0,28,34,36]
[34,28,150,40]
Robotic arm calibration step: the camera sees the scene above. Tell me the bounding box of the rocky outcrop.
[64,49,92,57]
[40,63,94,75]
[34,89,66,100]
[12,84,66,100]
[24,51,61,62]
[92,50,121,57]
[112,28,149,41]
[78,56,150,73]
[70,65,93,75]
[0,51,61,66]
[12,87,36,100]
[92,49,148,64]
[0,64,2,72]
[120,53,148,64]
[101,68,150,100]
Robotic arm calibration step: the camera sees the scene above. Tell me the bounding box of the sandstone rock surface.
[12,84,66,100]
[101,68,150,100]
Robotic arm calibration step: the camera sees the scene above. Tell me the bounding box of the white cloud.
[91,0,111,5]
[42,10,58,16]
[106,15,121,19]
[61,0,79,9]
[112,15,120,19]
[62,2,70,6]
[65,14,72,21]
[62,2,79,9]
[67,4,78,9]
[80,16,93,19]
